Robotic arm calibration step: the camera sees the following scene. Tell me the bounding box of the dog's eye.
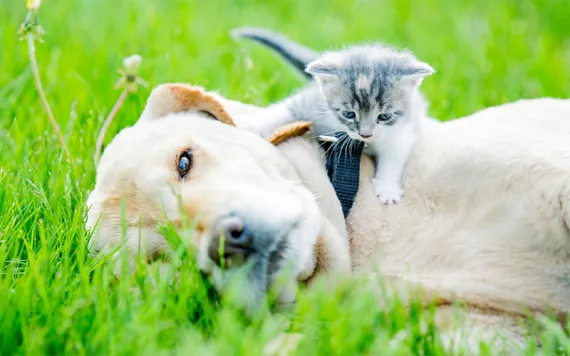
[342,111,356,120]
[178,150,193,178]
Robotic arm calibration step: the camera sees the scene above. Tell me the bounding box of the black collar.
[318,133,364,218]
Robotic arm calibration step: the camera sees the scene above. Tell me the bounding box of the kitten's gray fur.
[233,27,438,204]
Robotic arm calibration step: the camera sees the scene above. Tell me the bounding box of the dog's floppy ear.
[268,121,312,145]
[139,83,235,126]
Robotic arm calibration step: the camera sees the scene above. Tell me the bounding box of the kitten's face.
[306,46,434,141]
[318,75,414,140]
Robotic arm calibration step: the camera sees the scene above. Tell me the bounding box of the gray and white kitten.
[234,28,437,204]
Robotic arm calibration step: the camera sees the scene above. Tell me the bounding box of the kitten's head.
[306,45,434,140]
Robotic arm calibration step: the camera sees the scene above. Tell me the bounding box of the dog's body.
[88,84,570,353]
[225,95,570,352]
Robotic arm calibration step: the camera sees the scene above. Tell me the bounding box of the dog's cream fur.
[87,84,351,312]
[87,84,570,353]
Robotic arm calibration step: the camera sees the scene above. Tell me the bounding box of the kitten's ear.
[305,59,339,84]
[306,62,338,76]
[400,61,435,81]
[395,61,435,88]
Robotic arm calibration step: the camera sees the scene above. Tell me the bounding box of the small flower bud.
[123,54,143,73]
[115,54,147,92]
[26,0,42,11]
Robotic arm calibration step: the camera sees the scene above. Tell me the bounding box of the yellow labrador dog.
[87,83,570,353]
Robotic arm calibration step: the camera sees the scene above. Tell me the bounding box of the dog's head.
[86,84,346,313]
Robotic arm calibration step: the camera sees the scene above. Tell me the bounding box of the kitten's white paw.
[372,180,404,205]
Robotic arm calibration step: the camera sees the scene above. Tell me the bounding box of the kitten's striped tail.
[230,27,319,80]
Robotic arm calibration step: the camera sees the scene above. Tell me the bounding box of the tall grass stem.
[27,33,71,163]
[94,88,129,166]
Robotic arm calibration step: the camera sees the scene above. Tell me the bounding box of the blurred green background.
[0,0,569,354]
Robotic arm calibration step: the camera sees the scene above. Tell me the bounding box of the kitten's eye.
[342,111,356,120]
[377,113,392,123]
[177,150,193,178]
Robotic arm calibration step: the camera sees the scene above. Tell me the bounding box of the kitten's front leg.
[371,130,415,205]
[372,162,404,205]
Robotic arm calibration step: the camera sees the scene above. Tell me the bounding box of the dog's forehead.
[99,119,186,169]
[102,113,235,159]
[96,112,284,181]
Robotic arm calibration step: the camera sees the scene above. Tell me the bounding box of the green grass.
[1,0,569,354]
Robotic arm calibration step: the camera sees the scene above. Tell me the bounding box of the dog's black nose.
[208,216,254,267]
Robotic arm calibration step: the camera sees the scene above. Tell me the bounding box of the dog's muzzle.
[207,216,255,269]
